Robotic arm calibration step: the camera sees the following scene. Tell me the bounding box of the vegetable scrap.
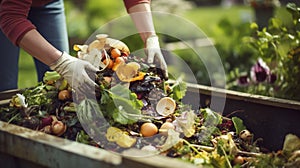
[1,34,300,167]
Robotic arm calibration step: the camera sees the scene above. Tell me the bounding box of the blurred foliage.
[164,5,254,86]
[214,19,255,73]
[185,0,222,6]
[18,50,38,89]
[172,48,210,85]
[226,3,300,101]
[64,0,89,40]
[84,0,125,30]
[64,0,126,50]
[151,0,194,13]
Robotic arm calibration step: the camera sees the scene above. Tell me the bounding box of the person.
[0,0,168,94]
[0,0,69,92]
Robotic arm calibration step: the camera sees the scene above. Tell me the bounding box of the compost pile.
[1,35,300,168]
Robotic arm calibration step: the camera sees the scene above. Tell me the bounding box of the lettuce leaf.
[109,84,143,125]
[170,79,187,101]
[232,116,246,135]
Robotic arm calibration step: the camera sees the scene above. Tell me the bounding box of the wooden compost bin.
[1,83,300,167]
[183,83,300,151]
[0,89,199,168]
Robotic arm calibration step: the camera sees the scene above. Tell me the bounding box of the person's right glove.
[50,52,98,98]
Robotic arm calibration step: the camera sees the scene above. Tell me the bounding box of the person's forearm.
[19,29,62,66]
[128,3,156,43]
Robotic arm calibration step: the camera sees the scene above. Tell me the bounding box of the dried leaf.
[159,129,181,152]
[173,110,196,137]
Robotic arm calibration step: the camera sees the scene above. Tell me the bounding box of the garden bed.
[184,83,300,151]
[0,119,197,168]
[1,83,300,167]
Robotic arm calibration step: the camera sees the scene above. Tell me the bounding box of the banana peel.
[106,126,136,148]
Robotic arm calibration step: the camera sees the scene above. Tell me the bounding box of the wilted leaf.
[105,126,136,148]
[283,134,300,156]
[105,126,123,142]
[171,80,187,101]
[116,133,136,148]
[107,84,143,124]
[159,129,181,152]
[174,110,196,138]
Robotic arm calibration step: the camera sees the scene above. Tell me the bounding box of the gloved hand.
[146,35,168,79]
[50,52,98,98]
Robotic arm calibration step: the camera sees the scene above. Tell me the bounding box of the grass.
[18,50,38,89]
[181,5,254,36]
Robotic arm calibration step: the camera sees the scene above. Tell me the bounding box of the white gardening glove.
[146,35,168,79]
[50,52,98,98]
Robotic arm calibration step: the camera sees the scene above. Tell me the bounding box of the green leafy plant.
[228,3,300,101]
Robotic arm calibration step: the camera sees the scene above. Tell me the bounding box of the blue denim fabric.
[0,0,69,91]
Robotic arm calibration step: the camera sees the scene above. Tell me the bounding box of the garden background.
[18,0,300,101]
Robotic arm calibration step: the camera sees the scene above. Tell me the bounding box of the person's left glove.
[50,51,98,97]
[146,35,168,79]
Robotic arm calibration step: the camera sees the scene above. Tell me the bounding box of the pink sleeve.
[123,0,150,12]
[0,0,36,46]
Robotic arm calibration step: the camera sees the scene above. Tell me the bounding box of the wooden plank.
[0,121,199,168]
[0,152,47,168]
[0,89,19,101]
[186,82,300,110]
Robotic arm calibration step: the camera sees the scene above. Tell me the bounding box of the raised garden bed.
[1,83,300,167]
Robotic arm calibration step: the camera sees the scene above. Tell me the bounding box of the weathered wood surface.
[186,82,300,110]
[0,89,19,105]
[0,121,199,168]
[184,82,300,151]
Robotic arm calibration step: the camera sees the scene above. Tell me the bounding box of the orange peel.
[116,62,144,82]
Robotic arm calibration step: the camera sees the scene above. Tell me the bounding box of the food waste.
[1,34,300,168]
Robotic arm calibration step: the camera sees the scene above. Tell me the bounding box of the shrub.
[227,3,300,101]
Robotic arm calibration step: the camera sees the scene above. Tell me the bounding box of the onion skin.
[40,116,53,128]
[58,90,71,101]
[233,156,245,165]
[239,129,252,143]
[51,121,67,136]
[159,122,175,135]
[40,125,52,134]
